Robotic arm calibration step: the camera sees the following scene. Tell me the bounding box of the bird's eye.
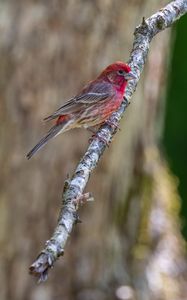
[118,70,125,75]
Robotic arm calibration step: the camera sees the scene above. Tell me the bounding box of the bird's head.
[99,61,136,88]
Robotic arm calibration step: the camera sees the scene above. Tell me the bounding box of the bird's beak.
[125,71,137,80]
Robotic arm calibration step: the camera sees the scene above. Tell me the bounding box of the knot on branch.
[63,174,71,193]
[156,15,165,30]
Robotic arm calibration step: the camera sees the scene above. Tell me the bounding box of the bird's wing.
[75,92,109,103]
[44,81,114,121]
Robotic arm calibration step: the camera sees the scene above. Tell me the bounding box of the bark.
[0,1,186,300]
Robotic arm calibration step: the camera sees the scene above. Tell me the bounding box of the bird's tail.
[26,123,64,159]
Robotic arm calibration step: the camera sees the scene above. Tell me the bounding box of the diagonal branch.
[29,0,187,281]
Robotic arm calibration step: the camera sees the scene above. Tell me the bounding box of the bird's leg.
[87,126,99,143]
[88,134,109,146]
[88,127,110,147]
[105,118,121,131]
[87,126,97,134]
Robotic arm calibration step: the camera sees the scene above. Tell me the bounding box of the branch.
[29,0,187,281]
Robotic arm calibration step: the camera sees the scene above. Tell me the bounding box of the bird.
[26,61,135,159]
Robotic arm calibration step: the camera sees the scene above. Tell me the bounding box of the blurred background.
[0,1,186,300]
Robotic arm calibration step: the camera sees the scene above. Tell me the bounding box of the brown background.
[0,1,186,300]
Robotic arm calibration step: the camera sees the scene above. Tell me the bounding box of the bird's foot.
[105,119,121,131]
[89,133,110,147]
[87,127,97,134]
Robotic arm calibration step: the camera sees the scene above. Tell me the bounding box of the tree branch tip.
[38,272,48,284]
[29,247,61,281]
[29,264,49,283]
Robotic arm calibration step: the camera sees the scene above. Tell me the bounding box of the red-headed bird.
[26,61,135,159]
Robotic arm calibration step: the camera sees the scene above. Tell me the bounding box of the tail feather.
[43,114,57,121]
[26,124,63,159]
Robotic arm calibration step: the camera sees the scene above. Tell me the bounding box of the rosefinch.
[27,61,135,159]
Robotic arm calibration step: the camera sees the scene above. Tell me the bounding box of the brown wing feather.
[44,80,115,121]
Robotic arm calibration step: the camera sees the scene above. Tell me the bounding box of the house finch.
[27,61,135,159]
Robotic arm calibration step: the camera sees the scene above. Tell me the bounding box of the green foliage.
[164,16,187,238]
